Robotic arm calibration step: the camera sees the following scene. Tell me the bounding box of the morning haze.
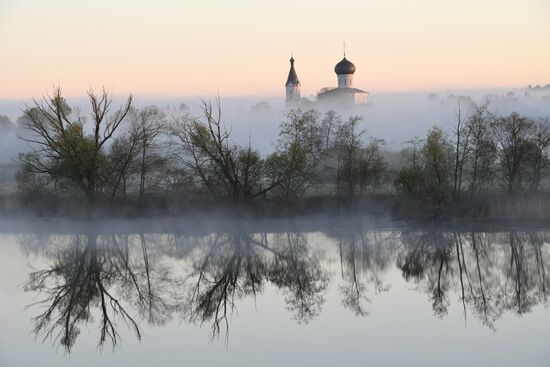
[1,1,550,366]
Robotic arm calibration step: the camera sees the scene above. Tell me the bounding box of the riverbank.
[0,199,549,235]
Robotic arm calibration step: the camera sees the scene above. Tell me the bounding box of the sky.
[0,0,549,99]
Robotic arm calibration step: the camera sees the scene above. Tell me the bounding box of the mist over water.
[1,221,550,366]
[2,82,550,363]
[2,0,549,365]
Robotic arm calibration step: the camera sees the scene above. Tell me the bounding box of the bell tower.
[285,56,301,106]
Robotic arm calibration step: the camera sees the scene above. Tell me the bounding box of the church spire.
[285,55,300,87]
[285,54,301,106]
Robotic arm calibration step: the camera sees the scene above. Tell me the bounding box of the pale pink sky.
[0,0,549,98]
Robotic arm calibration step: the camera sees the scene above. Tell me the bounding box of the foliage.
[11,91,550,219]
[170,98,278,202]
[395,126,453,218]
[491,112,535,193]
[17,87,133,207]
[269,109,324,201]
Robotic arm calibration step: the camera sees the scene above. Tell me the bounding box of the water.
[1,224,549,366]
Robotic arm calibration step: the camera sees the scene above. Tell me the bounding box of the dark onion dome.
[285,57,300,86]
[334,57,356,75]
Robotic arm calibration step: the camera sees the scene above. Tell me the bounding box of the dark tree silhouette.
[182,231,327,339]
[24,233,175,352]
[18,87,133,209]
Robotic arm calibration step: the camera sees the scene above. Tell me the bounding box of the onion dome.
[334,57,356,75]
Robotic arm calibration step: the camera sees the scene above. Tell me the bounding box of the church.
[285,53,369,108]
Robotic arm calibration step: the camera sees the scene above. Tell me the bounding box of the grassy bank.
[2,191,550,224]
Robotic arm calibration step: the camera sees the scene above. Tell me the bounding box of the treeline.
[11,88,389,215]
[6,87,550,219]
[395,104,550,218]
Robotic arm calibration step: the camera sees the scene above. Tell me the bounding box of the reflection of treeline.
[23,231,328,351]
[22,229,550,351]
[397,231,550,326]
[9,87,550,219]
[331,229,550,323]
[184,232,328,337]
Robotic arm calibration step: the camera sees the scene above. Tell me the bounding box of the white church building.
[285,53,369,107]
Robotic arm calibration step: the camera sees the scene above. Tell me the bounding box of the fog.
[1,82,550,363]
[2,222,550,366]
[1,86,550,165]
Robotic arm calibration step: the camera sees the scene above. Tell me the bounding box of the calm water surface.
[1,225,549,366]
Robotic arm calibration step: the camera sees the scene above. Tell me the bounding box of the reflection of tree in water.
[459,232,503,328]
[24,233,174,352]
[23,230,328,349]
[502,231,550,314]
[20,228,550,351]
[333,230,395,316]
[184,232,266,338]
[268,233,328,323]
[183,232,328,339]
[112,233,174,325]
[398,230,550,328]
[398,231,454,317]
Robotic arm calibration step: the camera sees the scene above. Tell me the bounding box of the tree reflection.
[112,233,173,325]
[398,230,550,328]
[24,233,174,352]
[333,230,394,316]
[268,233,328,323]
[23,230,328,349]
[462,231,503,328]
[398,231,454,317]
[503,231,550,314]
[19,227,550,351]
[184,232,266,337]
[182,231,328,339]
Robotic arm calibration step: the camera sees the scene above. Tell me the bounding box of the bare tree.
[491,112,534,193]
[423,127,453,213]
[170,98,279,202]
[320,110,341,150]
[526,118,550,191]
[18,86,133,208]
[402,137,423,168]
[358,138,388,194]
[108,127,141,201]
[334,115,364,198]
[266,109,324,201]
[131,106,166,202]
[466,103,496,194]
[452,103,472,199]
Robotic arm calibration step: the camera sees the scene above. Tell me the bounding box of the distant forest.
[1,86,550,220]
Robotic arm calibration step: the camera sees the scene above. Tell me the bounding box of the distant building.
[284,52,369,108]
[317,56,369,106]
[285,56,301,106]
